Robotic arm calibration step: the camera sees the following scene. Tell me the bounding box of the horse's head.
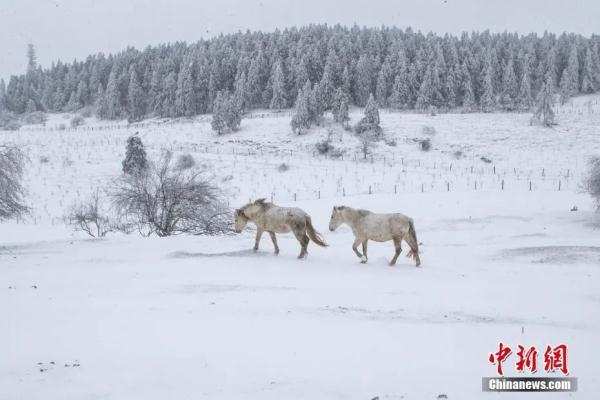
[329,206,344,231]
[234,208,249,233]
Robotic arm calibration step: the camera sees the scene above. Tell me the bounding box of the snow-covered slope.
[1,96,599,399]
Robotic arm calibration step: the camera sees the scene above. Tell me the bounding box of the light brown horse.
[234,199,327,258]
[328,206,421,266]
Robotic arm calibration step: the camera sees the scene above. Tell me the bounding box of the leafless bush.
[277,163,290,172]
[68,190,114,237]
[420,138,431,151]
[0,145,29,220]
[422,125,437,135]
[112,151,231,236]
[70,115,85,128]
[22,111,47,125]
[175,153,195,170]
[585,156,600,210]
[315,138,334,155]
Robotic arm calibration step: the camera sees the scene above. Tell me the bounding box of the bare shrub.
[0,145,28,220]
[112,151,231,236]
[70,115,85,128]
[420,138,431,151]
[175,153,195,170]
[422,125,437,135]
[57,123,66,131]
[0,111,21,131]
[277,163,290,172]
[315,138,334,155]
[39,155,50,164]
[68,190,113,237]
[584,156,600,210]
[22,111,47,125]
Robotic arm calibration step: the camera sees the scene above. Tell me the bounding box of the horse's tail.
[406,219,421,266]
[305,216,328,247]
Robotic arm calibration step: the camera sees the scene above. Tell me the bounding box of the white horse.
[234,199,327,258]
[328,206,421,266]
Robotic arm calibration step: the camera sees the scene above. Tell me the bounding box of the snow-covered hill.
[1,96,599,399]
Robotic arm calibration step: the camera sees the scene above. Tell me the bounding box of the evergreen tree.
[363,93,380,126]
[269,60,287,110]
[211,91,227,135]
[290,82,311,134]
[332,87,350,126]
[479,48,496,112]
[518,54,533,111]
[104,68,121,119]
[0,80,7,111]
[175,58,196,117]
[416,63,443,111]
[26,44,37,73]
[355,55,373,106]
[122,134,148,176]
[500,57,518,110]
[128,67,145,121]
[581,46,596,93]
[375,61,392,107]
[341,65,352,98]
[533,73,556,127]
[225,92,242,131]
[559,44,580,103]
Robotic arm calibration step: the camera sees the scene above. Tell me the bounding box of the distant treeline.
[0,25,599,121]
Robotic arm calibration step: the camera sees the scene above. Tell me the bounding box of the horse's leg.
[268,232,279,255]
[352,238,365,261]
[253,228,264,251]
[361,240,369,263]
[390,236,402,266]
[293,229,307,259]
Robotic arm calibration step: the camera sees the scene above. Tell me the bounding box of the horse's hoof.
[388,262,396,267]
[360,256,368,263]
[274,251,279,255]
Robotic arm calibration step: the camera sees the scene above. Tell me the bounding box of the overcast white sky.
[1,0,598,80]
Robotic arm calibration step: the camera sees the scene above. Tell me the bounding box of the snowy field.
[1,96,600,399]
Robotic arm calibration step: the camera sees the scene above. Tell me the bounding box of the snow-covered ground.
[1,95,599,399]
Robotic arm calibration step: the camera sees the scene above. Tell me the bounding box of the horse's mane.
[240,198,274,214]
[337,206,371,217]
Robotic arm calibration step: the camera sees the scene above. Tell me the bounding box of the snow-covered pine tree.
[128,67,145,121]
[533,73,556,127]
[581,45,597,93]
[0,80,6,111]
[175,58,196,117]
[479,48,496,112]
[375,61,392,107]
[104,68,121,120]
[559,44,579,104]
[75,81,88,109]
[500,57,518,110]
[269,60,287,110]
[211,91,228,135]
[518,53,533,111]
[355,55,373,106]
[416,63,443,111]
[122,134,148,176]
[363,93,380,126]
[225,92,242,131]
[332,88,350,126]
[290,82,311,135]
[341,65,352,99]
